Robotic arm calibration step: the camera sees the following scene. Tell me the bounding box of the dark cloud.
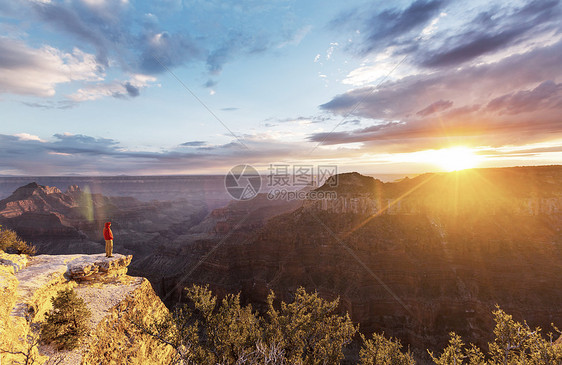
[124,82,140,97]
[419,0,561,68]
[416,100,453,116]
[486,80,562,115]
[30,1,112,67]
[50,134,119,155]
[180,141,206,147]
[315,40,562,151]
[272,115,334,124]
[363,0,446,54]
[321,40,562,119]
[332,0,561,71]
[341,119,361,126]
[331,0,446,55]
[139,32,203,74]
[204,79,217,88]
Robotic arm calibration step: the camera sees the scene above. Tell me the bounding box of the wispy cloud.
[68,74,156,101]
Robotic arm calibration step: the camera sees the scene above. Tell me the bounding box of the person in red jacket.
[103,222,113,258]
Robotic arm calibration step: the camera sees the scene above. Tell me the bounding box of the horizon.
[0,163,559,177]
[1,1,561,175]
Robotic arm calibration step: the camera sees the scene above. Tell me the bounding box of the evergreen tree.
[41,289,91,350]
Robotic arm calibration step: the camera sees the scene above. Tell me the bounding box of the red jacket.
[103,222,113,240]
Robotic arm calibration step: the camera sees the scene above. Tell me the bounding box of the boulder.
[66,254,133,282]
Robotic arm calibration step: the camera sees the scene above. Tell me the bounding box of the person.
[103,222,113,258]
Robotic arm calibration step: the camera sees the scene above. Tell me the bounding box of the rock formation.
[0,182,210,285]
[0,252,173,364]
[162,166,562,359]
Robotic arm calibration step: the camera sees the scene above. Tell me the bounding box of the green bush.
[0,225,36,255]
[134,285,358,364]
[41,289,92,351]
[426,306,562,365]
[136,285,562,364]
[359,332,415,364]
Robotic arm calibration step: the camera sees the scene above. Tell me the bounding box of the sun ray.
[340,173,437,240]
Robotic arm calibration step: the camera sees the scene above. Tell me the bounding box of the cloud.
[204,79,217,88]
[68,74,156,101]
[271,115,333,124]
[13,133,46,142]
[321,39,562,118]
[22,100,77,109]
[139,31,203,74]
[0,0,314,102]
[331,0,447,55]
[418,0,562,68]
[124,82,140,97]
[315,39,562,151]
[485,80,562,115]
[29,0,116,66]
[50,133,119,155]
[416,100,453,116]
[0,132,309,175]
[0,38,102,97]
[180,141,206,147]
[332,0,561,73]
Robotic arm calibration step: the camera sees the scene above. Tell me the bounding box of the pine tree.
[41,289,91,350]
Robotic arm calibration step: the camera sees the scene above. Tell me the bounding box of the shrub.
[133,285,358,364]
[0,225,36,255]
[360,332,415,365]
[41,289,92,351]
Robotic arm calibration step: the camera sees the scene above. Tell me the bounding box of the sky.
[0,0,561,176]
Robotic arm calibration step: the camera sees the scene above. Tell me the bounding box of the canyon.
[1,165,561,362]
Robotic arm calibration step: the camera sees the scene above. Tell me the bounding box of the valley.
[1,166,561,361]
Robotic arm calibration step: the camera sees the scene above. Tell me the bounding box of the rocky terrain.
[0,182,209,284]
[2,166,561,361]
[0,181,302,290]
[0,252,173,364]
[162,165,562,360]
[0,175,234,205]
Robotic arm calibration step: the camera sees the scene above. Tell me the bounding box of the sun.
[433,147,481,172]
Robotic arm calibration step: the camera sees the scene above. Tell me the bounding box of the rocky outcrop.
[0,253,173,365]
[67,254,132,282]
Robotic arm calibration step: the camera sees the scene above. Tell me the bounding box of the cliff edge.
[0,252,174,364]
